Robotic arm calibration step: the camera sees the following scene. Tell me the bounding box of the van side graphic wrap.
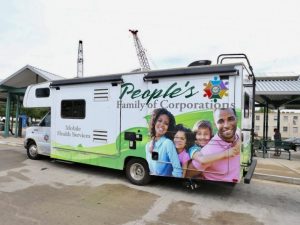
[51,108,248,183]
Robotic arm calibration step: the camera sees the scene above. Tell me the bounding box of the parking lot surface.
[0,144,300,225]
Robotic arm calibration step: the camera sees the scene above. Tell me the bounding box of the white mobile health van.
[24,54,256,186]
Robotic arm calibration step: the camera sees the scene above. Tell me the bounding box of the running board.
[244,159,257,184]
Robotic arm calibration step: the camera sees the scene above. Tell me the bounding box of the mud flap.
[244,159,257,184]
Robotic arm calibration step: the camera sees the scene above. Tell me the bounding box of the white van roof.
[50,63,242,87]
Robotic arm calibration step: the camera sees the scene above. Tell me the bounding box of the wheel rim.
[130,163,145,181]
[29,145,38,157]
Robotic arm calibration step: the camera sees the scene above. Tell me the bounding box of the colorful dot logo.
[203,76,229,102]
[44,135,49,141]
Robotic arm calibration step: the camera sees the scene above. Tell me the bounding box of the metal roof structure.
[0,65,64,137]
[0,65,63,88]
[0,65,64,101]
[255,74,300,109]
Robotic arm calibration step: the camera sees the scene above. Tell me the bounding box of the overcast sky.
[1,0,300,79]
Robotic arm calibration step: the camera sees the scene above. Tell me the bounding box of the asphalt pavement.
[1,134,300,185]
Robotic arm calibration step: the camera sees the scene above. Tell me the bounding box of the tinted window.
[36,88,50,98]
[61,100,85,119]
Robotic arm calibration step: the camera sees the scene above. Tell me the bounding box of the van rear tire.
[125,158,151,186]
[27,142,40,160]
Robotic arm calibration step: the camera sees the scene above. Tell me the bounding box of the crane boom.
[129,30,150,71]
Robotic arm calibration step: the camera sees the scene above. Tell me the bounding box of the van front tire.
[125,158,151,186]
[27,142,40,160]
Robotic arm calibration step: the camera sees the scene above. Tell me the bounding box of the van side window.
[61,100,85,119]
[40,113,51,127]
[244,92,250,118]
[36,88,50,98]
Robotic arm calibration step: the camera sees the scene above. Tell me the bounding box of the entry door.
[36,112,51,155]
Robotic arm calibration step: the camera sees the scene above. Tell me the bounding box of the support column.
[262,106,266,158]
[263,106,266,141]
[14,95,20,137]
[4,93,11,137]
[277,108,280,131]
[265,103,269,140]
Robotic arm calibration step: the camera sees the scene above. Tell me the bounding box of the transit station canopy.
[0,65,63,101]
[255,72,300,109]
[0,64,63,88]
[0,65,63,137]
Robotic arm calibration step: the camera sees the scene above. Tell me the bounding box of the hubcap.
[29,145,38,157]
[130,163,145,181]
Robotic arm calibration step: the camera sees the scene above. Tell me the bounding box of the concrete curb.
[253,173,300,185]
